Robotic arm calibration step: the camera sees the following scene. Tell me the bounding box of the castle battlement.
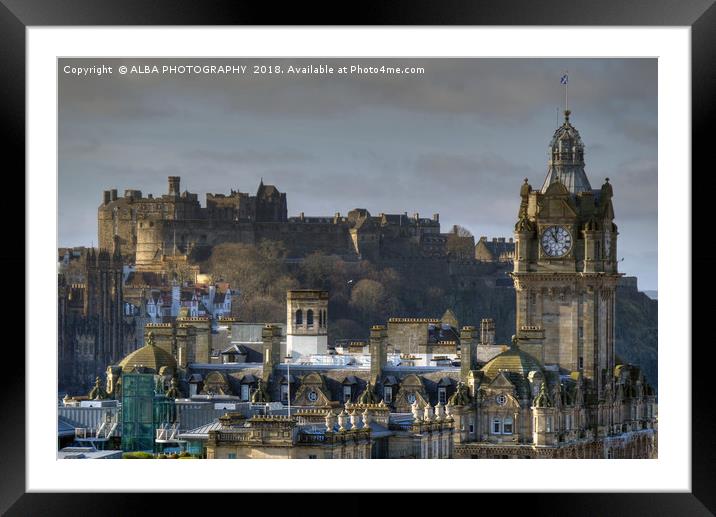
[98,176,453,270]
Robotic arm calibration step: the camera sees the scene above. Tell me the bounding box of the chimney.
[369,325,388,384]
[460,326,478,381]
[433,214,439,222]
[480,318,496,345]
[262,324,282,381]
[103,190,111,205]
[110,189,118,201]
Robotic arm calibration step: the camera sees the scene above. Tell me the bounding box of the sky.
[58,58,657,290]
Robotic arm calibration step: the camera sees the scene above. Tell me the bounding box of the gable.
[538,196,578,219]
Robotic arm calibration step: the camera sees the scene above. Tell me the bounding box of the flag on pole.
[560,73,569,85]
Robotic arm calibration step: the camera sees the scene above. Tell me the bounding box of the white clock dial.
[307,390,318,402]
[541,225,572,257]
[604,232,612,259]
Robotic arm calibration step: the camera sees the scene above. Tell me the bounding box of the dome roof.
[118,332,176,373]
[541,110,592,194]
[549,110,584,151]
[481,344,543,379]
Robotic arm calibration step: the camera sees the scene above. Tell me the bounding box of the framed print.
[4,0,713,513]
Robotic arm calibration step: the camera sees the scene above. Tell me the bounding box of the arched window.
[503,416,513,434]
[295,309,303,325]
[307,309,314,326]
[318,310,323,328]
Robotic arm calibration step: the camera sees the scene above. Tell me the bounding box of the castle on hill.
[98,176,479,269]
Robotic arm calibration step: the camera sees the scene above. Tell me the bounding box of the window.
[281,384,289,403]
[295,309,303,325]
[578,356,584,369]
[595,241,601,259]
[307,310,314,326]
[503,417,513,434]
[240,384,250,401]
[438,387,447,404]
[469,422,474,434]
[566,414,572,430]
[492,418,502,434]
[343,386,352,402]
[227,453,236,459]
[318,310,323,327]
[432,441,439,458]
[308,455,317,459]
[383,386,393,404]
[578,326,583,339]
[546,416,553,433]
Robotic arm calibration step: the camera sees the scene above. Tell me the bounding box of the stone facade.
[286,290,328,358]
[99,176,449,270]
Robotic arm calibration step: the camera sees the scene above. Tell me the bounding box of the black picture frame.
[4,0,712,513]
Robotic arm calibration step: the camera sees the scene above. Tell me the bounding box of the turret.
[541,110,591,194]
[168,176,180,197]
[531,381,557,446]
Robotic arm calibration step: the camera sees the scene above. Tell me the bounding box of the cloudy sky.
[58,58,657,290]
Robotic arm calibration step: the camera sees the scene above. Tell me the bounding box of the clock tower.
[510,109,619,398]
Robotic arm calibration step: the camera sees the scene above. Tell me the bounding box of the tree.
[349,278,386,324]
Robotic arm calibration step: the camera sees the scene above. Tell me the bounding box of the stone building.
[511,109,619,399]
[286,289,328,359]
[77,107,657,460]
[475,237,516,263]
[58,242,139,393]
[98,176,447,270]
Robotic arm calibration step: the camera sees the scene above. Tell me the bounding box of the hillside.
[202,243,657,389]
[614,287,659,390]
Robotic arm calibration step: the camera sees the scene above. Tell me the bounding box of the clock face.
[307,390,318,402]
[541,225,572,257]
[604,232,612,258]
[496,394,507,406]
